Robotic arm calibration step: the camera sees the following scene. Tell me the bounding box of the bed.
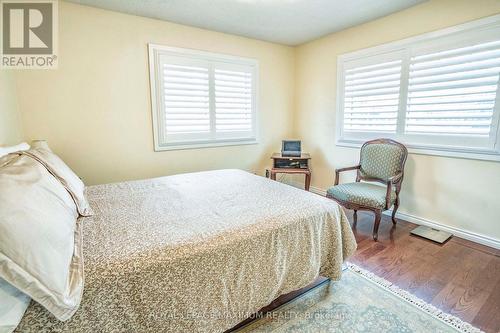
[14,168,356,332]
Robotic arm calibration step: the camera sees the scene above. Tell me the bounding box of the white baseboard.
[286,180,500,250]
[383,210,500,250]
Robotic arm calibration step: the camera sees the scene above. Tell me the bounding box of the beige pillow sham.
[0,154,84,321]
[21,148,93,217]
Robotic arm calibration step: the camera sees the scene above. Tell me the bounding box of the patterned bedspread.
[16,169,356,333]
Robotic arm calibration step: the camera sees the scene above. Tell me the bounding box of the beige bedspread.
[16,169,356,333]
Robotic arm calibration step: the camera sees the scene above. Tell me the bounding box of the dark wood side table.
[269,153,311,191]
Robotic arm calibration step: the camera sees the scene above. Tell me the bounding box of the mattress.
[16,169,356,332]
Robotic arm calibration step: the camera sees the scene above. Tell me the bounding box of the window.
[149,44,258,150]
[337,15,500,161]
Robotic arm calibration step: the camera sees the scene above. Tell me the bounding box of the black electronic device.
[281,140,301,157]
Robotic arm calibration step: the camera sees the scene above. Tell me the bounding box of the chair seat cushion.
[327,182,396,209]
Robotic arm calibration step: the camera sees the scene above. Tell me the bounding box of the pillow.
[0,143,29,158]
[0,153,20,169]
[0,278,30,333]
[21,148,93,216]
[0,154,84,321]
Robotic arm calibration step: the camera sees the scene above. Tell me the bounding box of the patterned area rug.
[237,264,483,333]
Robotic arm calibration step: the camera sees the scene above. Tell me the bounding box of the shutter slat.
[345,103,399,108]
[408,94,496,105]
[408,102,494,112]
[165,92,209,97]
[163,71,209,79]
[408,76,499,92]
[166,119,210,125]
[216,96,252,101]
[409,68,500,85]
[409,60,500,79]
[165,83,209,91]
[346,60,401,75]
[344,111,398,116]
[215,87,252,93]
[166,116,210,120]
[345,80,401,92]
[408,85,498,98]
[346,73,401,86]
[345,121,397,125]
[406,112,493,119]
[163,87,208,96]
[214,77,251,84]
[411,48,500,71]
[406,120,491,126]
[345,87,401,97]
[406,127,490,134]
[215,92,251,98]
[165,102,209,107]
[345,94,400,102]
[163,64,208,74]
[214,82,251,89]
[215,69,251,77]
[164,78,209,85]
[344,125,397,132]
[165,97,209,102]
[345,67,401,80]
[216,112,252,116]
[345,105,399,112]
[413,40,500,62]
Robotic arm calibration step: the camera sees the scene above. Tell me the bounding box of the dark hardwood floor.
[347,211,500,333]
[229,211,500,333]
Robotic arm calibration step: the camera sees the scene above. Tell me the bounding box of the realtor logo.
[1,0,58,69]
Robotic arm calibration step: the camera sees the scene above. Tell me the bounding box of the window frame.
[148,44,259,151]
[336,14,500,162]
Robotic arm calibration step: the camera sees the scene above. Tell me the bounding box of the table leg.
[305,172,311,191]
[270,171,277,181]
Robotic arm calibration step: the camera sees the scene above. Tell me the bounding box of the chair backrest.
[358,139,408,184]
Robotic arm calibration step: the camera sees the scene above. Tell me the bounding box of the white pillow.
[0,153,84,322]
[21,148,93,216]
[0,279,30,333]
[0,143,29,158]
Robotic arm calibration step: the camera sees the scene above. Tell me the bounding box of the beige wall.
[0,71,23,145]
[294,0,500,241]
[15,1,295,185]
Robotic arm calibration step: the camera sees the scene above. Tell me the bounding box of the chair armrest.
[384,172,403,209]
[388,172,404,184]
[334,165,361,185]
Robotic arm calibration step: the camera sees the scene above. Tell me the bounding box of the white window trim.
[148,44,259,151]
[336,14,500,162]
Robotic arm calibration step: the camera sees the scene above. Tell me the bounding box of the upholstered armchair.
[327,139,408,241]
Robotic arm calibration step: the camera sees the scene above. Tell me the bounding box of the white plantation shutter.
[406,40,500,138]
[214,66,255,139]
[337,17,500,158]
[162,61,211,142]
[149,45,257,150]
[343,59,402,133]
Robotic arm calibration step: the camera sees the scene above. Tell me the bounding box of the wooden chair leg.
[373,209,381,241]
[392,198,399,225]
[353,210,357,224]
